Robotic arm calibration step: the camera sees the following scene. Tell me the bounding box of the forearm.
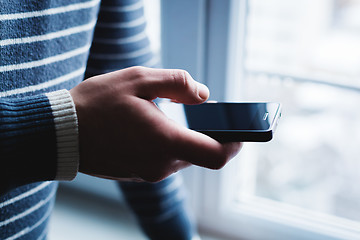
[0,90,79,193]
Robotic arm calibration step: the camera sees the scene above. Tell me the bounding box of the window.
[144,0,161,58]
[162,0,360,239]
[238,0,360,221]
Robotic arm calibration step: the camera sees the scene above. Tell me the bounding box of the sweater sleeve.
[0,89,79,192]
[84,0,160,78]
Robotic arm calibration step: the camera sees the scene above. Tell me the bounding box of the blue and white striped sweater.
[0,0,160,239]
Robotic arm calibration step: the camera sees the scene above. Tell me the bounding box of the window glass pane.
[144,0,161,56]
[236,0,360,222]
[245,0,360,87]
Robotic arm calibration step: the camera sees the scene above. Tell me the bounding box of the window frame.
[161,0,360,239]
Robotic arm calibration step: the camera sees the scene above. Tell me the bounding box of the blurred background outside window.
[235,0,360,223]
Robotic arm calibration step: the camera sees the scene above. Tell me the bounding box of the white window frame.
[161,0,360,239]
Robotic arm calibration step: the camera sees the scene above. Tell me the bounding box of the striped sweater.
[0,0,158,239]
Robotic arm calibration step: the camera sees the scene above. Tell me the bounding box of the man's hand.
[70,66,242,182]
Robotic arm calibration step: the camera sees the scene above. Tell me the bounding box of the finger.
[170,160,192,174]
[135,67,210,104]
[168,121,243,169]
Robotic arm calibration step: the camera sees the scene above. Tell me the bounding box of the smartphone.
[183,102,282,142]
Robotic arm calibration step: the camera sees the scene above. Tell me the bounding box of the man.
[0,0,242,239]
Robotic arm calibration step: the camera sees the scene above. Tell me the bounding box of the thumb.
[137,68,210,104]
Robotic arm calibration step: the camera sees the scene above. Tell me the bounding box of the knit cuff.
[45,89,79,180]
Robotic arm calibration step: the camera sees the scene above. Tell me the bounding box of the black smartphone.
[184,102,282,142]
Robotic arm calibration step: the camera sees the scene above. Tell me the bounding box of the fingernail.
[198,83,210,100]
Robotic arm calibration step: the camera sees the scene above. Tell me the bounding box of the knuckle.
[128,66,148,81]
[210,156,228,170]
[138,154,174,183]
[171,70,191,90]
[142,170,168,183]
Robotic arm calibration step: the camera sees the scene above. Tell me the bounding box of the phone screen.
[184,102,280,131]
